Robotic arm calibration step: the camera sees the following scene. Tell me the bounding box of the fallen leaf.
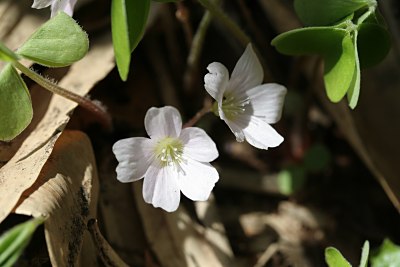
[15,131,99,267]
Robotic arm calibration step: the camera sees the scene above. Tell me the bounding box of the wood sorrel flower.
[112,106,219,212]
[32,0,77,17]
[204,44,287,150]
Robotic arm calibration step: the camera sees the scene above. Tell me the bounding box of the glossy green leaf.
[111,0,150,81]
[347,31,361,109]
[294,0,374,26]
[358,22,391,69]
[324,33,355,102]
[271,26,347,56]
[0,42,19,62]
[0,218,44,267]
[0,64,33,141]
[359,241,370,267]
[371,239,400,267]
[325,247,352,267]
[17,12,88,67]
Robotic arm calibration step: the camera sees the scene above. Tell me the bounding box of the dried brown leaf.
[15,131,99,266]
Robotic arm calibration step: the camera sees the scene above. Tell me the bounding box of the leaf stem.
[183,97,212,128]
[12,61,112,130]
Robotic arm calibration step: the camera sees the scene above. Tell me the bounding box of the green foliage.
[277,166,306,195]
[0,64,33,141]
[0,217,44,267]
[325,247,352,267]
[0,43,19,63]
[370,239,400,267]
[272,0,390,109]
[0,12,89,141]
[111,0,150,81]
[17,12,88,67]
[325,241,370,267]
[294,0,374,26]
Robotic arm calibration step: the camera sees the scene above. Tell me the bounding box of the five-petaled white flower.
[32,0,77,17]
[112,106,219,212]
[204,44,287,150]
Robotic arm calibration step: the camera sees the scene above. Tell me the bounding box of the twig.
[87,219,130,267]
[175,2,193,46]
[253,243,279,267]
[183,97,212,128]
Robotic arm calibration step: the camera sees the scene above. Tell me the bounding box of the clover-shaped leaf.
[0,64,33,141]
[111,0,150,81]
[17,12,88,67]
[294,0,374,26]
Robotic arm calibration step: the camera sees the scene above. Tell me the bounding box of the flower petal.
[204,62,229,103]
[241,116,284,149]
[50,0,77,17]
[143,165,181,212]
[31,0,53,9]
[145,106,182,139]
[246,83,287,124]
[180,127,218,162]
[227,44,263,95]
[178,158,219,201]
[223,118,245,142]
[112,137,154,183]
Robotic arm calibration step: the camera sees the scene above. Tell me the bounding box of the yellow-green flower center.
[155,137,184,167]
[221,93,250,120]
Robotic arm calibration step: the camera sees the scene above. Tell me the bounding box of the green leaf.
[357,22,391,69]
[111,0,150,81]
[277,166,306,195]
[0,42,19,62]
[0,64,33,141]
[324,33,356,102]
[0,218,44,267]
[371,239,400,267]
[294,0,374,26]
[17,12,89,67]
[325,247,352,267]
[271,26,348,56]
[347,31,361,109]
[359,241,370,267]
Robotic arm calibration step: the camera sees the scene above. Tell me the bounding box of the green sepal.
[17,12,89,67]
[0,64,33,141]
[111,0,150,81]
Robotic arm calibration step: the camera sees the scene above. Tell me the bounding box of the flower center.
[155,137,184,167]
[221,94,250,120]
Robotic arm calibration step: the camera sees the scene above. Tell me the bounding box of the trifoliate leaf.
[17,12,88,67]
[324,33,356,102]
[325,247,352,267]
[0,42,19,62]
[371,239,400,267]
[359,241,370,267]
[111,0,150,81]
[0,217,44,267]
[0,64,33,141]
[294,0,374,26]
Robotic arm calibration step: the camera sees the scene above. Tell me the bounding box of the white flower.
[112,106,219,212]
[204,44,287,150]
[32,0,77,17]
